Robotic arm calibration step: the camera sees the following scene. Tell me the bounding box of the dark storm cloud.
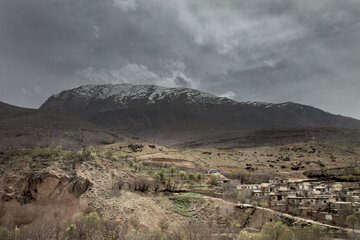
[0,0,359,118]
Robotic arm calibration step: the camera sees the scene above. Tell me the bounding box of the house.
[330,201,352,215]
[287,196,302,206]
[238,184,260,191]
[209,169,219,174]
[253,189,263,198]
[235,178,360,224]
[298,182,311,191]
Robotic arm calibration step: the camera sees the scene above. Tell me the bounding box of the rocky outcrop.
[0,171,92,227]
[69,177,92,198]
[1,172,91,203]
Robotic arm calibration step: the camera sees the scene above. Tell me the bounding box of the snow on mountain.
[40,84,360,134]
[49,84,237,107]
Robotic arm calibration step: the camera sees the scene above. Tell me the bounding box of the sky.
[0,0,360,119]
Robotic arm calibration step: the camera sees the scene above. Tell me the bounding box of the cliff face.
[0,170,91,227]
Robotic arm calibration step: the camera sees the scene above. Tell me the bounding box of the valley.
[1,84,360,239]
[1,136,359,239]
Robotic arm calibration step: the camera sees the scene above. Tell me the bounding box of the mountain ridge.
[40,84,360,143]
[0,101,121,149]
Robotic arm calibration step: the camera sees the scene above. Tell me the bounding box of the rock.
[291,166,300,170]
[284,157,291,161]
[68,177,92,198]
[128,144,144,152]
[202,152,212,155]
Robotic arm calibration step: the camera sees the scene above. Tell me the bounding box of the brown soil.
[0,169,90,227]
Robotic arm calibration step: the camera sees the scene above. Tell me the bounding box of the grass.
[169,193,204,217]
[186,182,208,189]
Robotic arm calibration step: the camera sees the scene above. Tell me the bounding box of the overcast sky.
[0,0,360,119]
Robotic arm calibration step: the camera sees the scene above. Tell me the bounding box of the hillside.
[174,127,360,149]
[40,84,360,144]
[0,101,122,149]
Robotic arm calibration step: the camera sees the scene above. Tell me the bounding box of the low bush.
[179,171,187,180]
[170,166,177,176]
[188,173,195,181]
[155,168,167,183]
[209,175,218,186]
[195,173,202,182]
[131,177,152,192]
[0,214,335,240]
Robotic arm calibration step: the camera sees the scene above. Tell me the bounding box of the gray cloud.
[0,0,359,118]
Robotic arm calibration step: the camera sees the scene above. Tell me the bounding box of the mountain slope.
[0,101,121,149]
[40,84,360,142]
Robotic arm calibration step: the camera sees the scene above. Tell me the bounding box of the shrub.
[346,214,359,233]
[320,167,328,176]
[153,180,161,192]
[345,175,355,182]
[105,151,114,159]
[65,224,78,239]
[100,138,115,145]
[133,162,143,172]
[188,173,195,181]
[209,175,218,186]
[195,173,202,182]
[165,179,179,192]
[83,146,95,158]
[170,166,177,176]
[261,221,294,240]
[179,171,187,180]
[0,227,11,240]
[292,225,324,240]
[155,168,167,183]
[132,177,152,192]
[0,217,337,240]
[128,144,144,152]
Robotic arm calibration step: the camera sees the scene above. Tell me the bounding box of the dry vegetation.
[104,140,360,181]
[1,137,359,239]
[0,212,341,240]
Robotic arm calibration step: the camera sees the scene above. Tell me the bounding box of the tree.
[188,173,195,181]
[195,173,202,182]
[209,175,218,186]
[261,221,294,240]
[155,168,167,183]
[346,214,359,234]
[320,167,328,177]
[0,227,11,240]
[170,166,177,176]
[179,171,187,180]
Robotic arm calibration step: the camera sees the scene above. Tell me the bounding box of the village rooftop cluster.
[234,178,360,227]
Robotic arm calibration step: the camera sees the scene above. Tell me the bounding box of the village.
[224,176,360,227]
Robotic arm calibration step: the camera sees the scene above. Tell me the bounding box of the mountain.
[40,84,360,143]
[175,127,360,149]
[0,101,121,149]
